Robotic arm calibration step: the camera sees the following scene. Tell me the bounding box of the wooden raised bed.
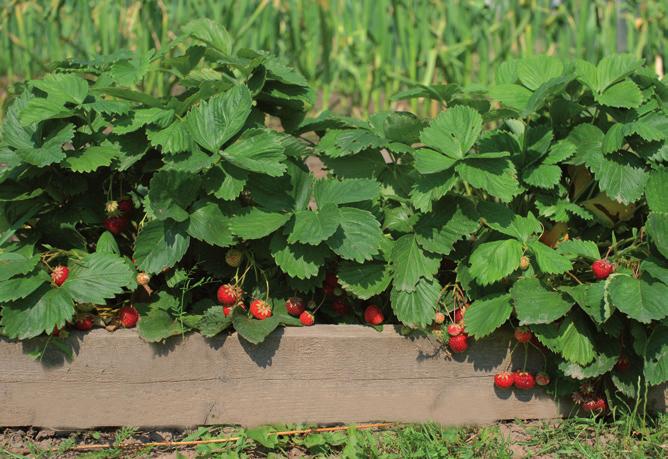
[0,325,665,429]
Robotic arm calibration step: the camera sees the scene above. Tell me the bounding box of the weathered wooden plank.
[0,326,664,428]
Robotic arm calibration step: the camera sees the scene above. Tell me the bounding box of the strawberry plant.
[0,22,666,410]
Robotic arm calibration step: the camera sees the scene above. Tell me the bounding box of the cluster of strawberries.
[493,328,550,390]
[433,307,469,353]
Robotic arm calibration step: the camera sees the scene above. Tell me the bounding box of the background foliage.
[1,0,667,116]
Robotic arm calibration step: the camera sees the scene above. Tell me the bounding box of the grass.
[2,413,667,458]
[1,0,667,116]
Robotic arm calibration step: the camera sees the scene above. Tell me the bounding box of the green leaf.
[642,259,668,284]
[149,170,201,222]
[391,234,440,291]
[186,85,252,152]
[595,80,643,108]
[288,204,341,246]
[183,18,232,54]
[415,198,479,255]
[477,201,541,242]
[558,313,596,365]
[270,233,327,279]
[522,164,561,189]
[338,261,392,300]
[231,307,280,344]
[420,106,482,159]
[62,253,134,304]
[606,274,668,323]
[198,306,232,337]
[488,84,532,111]
[138,309,184,343]
[17,123,74,167]
[222,129,286,177]
[229,208,291,240]
[586,152,648,204]
[644,326,668,385]
[646,212,668,259]
[511,278,573,324]
[335,129,386,154]
[0,250,39,282]
[469,239,523,286]
[134,220,190,274]
[390,277,440,327]
[596,54,643,91]
[410,171,458,212]
[62,145,118,173]
[464,294,513,339]
[456,158,520,202]
[1,286,74,339]
[314,178,380,206]
[187,202,234,247]
[517,56,564,90]
[95,231,120,254]
[0,270,49,302]
[645,168,668,213]
[327,207,383,263]
[413,148,458,174]
[114,107,174,134]
[528,240,573,274]
[559,349,617,379]
[561,282,611,324]
[147,119,194,154]
[556,240,601,261]
[32,73,89,105]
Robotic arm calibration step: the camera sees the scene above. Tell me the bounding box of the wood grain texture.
[0,325,664,428]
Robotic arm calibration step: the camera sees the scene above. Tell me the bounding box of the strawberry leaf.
[391,234,440,292]
[338,261,392,300]
[134,220,191,274]
[464,294,513,339]
[469,239,524,286]
[0,286,74,340]
[63,253,134,304]
[606,274,668,324]
[327,207,383,263]
[511,278,573,324]
[390,277,440,327]
[420,105,482,159]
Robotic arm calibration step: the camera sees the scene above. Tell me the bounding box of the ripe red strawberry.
[324,272,339,288]
[582,399,598,412]
[217,284,240,306]
[454,307,466,323]
[75,316,94,331]
[520,255,530,270]
[250,299,272,320]
[225,248,243,268]
[513,371,536,390]
[447,323,464,336]
[104,216,129,235]
[223,305,233,317]
[51,265,69,286]
[535,372,551,386]
[118,198,133,214]
[434,312,446,324]
[595,398,607,411]
[448,334,468,353]
[331,297,349,316]
[364,304,384,325]
[615,355,630,372]
[119,305,139,328]
[592,259,614,280]
[494,371,514,389]
[285,297,305,317]
[514,326,533,343]
[299,311,315,326]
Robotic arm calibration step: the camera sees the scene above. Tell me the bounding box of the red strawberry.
[250,299,272,320]
[364,304,384,325]
[535,372,551,386]
[324,272,339,288]
[494,371,514,389]
[615,355,630,372]
[299,311,315,326]
[118,199,133,214]
[119,305,139,328]
[513,371,536,390]
[514,326,533,343]
[75,316,94,331]
[51,265,69,287]
[592,259,614,280]
[223,305,233,317]
[434,312,446,324]
[595,398,607,411]
[285,297,305,317]
[447,323,464,336]
[104,216,129,235]
[331,297,349,316]
[582,399,598,412]
[448,334,468,353]
[217,284,240,306]
[454,307,466,323]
